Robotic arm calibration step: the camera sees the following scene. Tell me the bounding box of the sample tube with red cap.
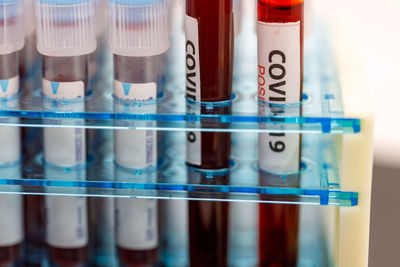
[185,0,234,266]
[257,0,304,266]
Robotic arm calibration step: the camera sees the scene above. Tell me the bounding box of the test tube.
[108,1,169,266]
[35,0,95,265]
[43,122,88,267]
[257,0,304,266]
[0,113,23,266]
[0,0,24,98]
[0,0,24,264]
[113,108,159,267]
[185,1,234,266]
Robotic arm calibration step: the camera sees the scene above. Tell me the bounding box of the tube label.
[114,81,157,101]
[186,103,201,166]
[257,21,301,103]
[259,130,300,174]
[44,128,86,167]
[115,199,158,250]
[0,126,20,165]
[42,79,85,99]
[115,129,157,169]
[0,75,19,98]
[185,15,201,102]
[257,21,301,174]
[46,196,88,249]
[0,195,23,246]
[185,15,202,167]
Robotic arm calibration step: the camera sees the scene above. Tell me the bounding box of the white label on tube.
[0,126,20,165]
[0,195,23,246]
[257,21,301,103]
[114,81,157,101]
[115,199,158,250]
[115,129,157,169]
[0,75,19,98]
[257,21,301,175]
[42,79,85,99]
[44,128,86,167]
[259,131,300,174]
[46,196,88,249]
[186,102,201,167]
[185,15,202,167]
[185,15,201,102]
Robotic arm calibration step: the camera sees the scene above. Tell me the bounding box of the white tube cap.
[108,0,170,57]
[35,0,97,57]
[0,0,25,54]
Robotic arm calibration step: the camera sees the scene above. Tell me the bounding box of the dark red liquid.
[0,244,19,266]
[189,172,229,267]
[259,171,300,267]
[259,203,299,267]
[117,247,158,267]
[258,1,303,266]
[50,246,88,267]
[198,105,231,170]
[186,1,234,266]
[187,107,231,267]
[186,0,234,102]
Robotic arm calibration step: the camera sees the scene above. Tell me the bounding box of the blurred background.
[312,0,400,266]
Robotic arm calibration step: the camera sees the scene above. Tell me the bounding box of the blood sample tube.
[257,0,304,101]
[188,170,230,267]
[257,1,304,266]
[185,1,234,267]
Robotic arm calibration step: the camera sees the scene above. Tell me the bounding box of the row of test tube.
[0,0,310,267]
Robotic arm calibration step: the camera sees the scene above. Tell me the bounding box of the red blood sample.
[259,171,300,267]
[185,1,234,266]
[188,172,229,267]
[257,1,304,266]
